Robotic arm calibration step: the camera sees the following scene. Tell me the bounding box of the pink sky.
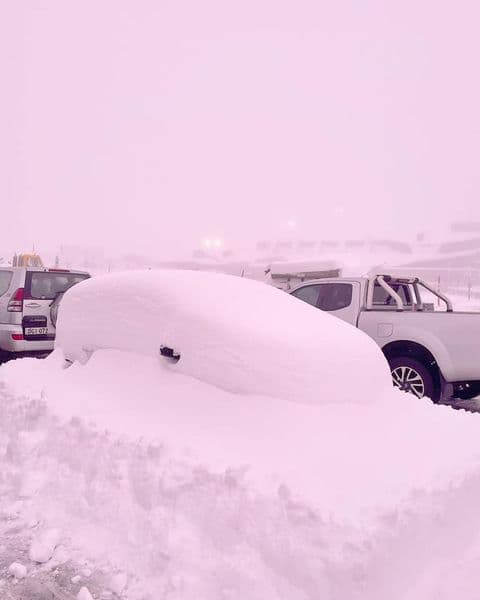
[2,0,480,257]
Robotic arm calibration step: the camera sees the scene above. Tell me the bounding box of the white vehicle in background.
[289,274,480,403]
[0,267,90,361]
[264,260,342,291]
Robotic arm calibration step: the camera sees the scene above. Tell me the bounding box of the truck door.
[291,281,361,326]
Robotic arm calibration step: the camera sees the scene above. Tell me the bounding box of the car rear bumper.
[0,324,55,353]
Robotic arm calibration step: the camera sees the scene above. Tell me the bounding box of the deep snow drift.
[2,349,480,600]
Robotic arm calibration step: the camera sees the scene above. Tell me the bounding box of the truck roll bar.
[418,281,453,312]
[376,275,404,311]
[365,274,454,312]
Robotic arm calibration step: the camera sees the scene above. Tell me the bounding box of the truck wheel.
[388,357,436,401]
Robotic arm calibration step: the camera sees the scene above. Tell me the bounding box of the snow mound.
[29,528,60,563]
[2,358,480,599]
[55,269,391,405]
[8,562,27,579]
[77,587,94,600]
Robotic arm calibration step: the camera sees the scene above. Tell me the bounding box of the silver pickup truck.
[289,274,480,402]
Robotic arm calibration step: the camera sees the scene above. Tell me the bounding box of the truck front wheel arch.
[382,341,441,402]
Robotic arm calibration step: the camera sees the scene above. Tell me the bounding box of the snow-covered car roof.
[55,269,391,405]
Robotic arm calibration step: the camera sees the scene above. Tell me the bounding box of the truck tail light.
[7,288,24,312]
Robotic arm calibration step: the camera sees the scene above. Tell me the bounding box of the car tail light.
[7,288,24,312]
[11,333,24,341]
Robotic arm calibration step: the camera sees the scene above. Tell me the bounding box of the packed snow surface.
[55,269,392,405]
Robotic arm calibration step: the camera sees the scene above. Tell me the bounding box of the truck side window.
[291,285,320,307]
[318,283,353,311]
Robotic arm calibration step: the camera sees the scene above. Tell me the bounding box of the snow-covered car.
[54,269,392,405]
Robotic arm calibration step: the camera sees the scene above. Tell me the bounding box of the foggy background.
[2,0,480,259]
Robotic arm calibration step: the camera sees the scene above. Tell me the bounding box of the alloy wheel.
[391,366,425,398]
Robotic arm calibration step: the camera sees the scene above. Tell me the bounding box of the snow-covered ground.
[1,270,480,599]
[3,351,480,599]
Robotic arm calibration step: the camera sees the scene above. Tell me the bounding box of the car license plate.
[25,327,48,336]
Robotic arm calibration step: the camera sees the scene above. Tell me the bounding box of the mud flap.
[439,380,454,404]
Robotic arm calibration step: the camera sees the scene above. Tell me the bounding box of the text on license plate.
[25,327,48,336]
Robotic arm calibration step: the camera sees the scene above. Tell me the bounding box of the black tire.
[388,356,437,402]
